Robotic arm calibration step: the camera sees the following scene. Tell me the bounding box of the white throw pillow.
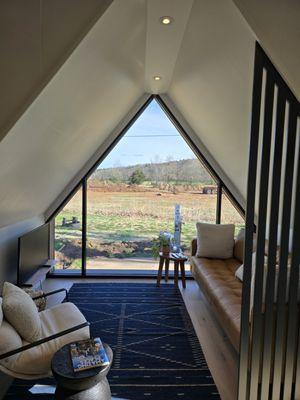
[196,222,235,259]
[0,320,23,368]
[233,228,245,263]
[0,298,3,326]
[2,282,42,342]
[235,252,266,282]
[235,264,244,281]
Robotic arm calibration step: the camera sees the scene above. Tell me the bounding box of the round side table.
[51,342,113,400]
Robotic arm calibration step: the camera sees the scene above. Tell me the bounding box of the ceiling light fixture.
[160,16,173,25]
[153,76,161,81]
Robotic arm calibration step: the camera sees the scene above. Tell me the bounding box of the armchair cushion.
[0,320,23,368]
[5,302,89,376]
[2,282,41,342]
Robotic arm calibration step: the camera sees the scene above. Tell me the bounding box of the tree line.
[92,158,214,185]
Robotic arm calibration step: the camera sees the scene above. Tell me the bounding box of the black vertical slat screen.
[260,89,286,400]
[249,74,275,399]
[238,44,263,400]
[238,42,300,400]
[296,329,300,398]
[272,104,297,400]
[284,118,300,399]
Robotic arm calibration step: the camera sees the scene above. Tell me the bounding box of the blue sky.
[99,99,196,169]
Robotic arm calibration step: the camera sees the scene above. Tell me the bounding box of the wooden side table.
[156,252,188,288]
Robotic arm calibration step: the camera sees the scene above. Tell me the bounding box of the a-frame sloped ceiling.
[233,0,300,99]
[0,0,299,230]
[0,0,146,228]
[166,0,255,201]
[0,0,113,143]
[165,0,300,204]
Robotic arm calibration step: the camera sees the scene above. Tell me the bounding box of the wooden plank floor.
[42,277,238,400]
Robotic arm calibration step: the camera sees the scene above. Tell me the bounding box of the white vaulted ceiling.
[167,0,255,201]
[0,0,146,227]
[233,0,300,99]
[0,0,299,228]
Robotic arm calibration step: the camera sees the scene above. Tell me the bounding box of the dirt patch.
[87,239,153,258]
[57,239,154,265]
[88,183,153,193]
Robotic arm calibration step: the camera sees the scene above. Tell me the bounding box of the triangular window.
[51,98,244,275]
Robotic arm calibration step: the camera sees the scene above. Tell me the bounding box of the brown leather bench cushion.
[190,256,242,351]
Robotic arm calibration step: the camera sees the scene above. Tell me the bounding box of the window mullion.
[216,182,222,224]
[82,178,87,277]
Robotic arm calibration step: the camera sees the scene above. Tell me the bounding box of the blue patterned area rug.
[6,283,220,399]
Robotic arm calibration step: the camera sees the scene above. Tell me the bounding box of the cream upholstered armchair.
[0,283,90,380]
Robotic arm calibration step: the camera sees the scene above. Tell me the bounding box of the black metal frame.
[0,287,90,362]
[31,287,69,302]
[238,42,300,400]
[82,178,87,277]
[0,321,90,361]
[46,94,246,278]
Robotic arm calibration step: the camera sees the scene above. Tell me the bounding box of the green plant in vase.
[151,235,171,259]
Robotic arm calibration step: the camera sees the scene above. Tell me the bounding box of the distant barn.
[202,185,217,194]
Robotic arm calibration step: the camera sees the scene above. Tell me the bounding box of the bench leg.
[174,261,179,287]
[164,259,170,282]
[156,257,164,287]
[180,260,186,289]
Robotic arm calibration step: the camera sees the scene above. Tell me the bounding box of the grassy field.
[55,187,244,269]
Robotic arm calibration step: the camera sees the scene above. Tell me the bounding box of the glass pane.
[221,192,244,235]
[84,100,219,273]
[54,187,82,273]
[86,180,217,270]
[181,185,217,254]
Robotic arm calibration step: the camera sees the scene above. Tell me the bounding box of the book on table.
[70,337,109,372]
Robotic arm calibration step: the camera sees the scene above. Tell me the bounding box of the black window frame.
[48,94,245,277]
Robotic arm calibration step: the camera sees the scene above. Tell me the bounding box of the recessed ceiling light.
[160,16,173,25]
[153,76,161,81]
